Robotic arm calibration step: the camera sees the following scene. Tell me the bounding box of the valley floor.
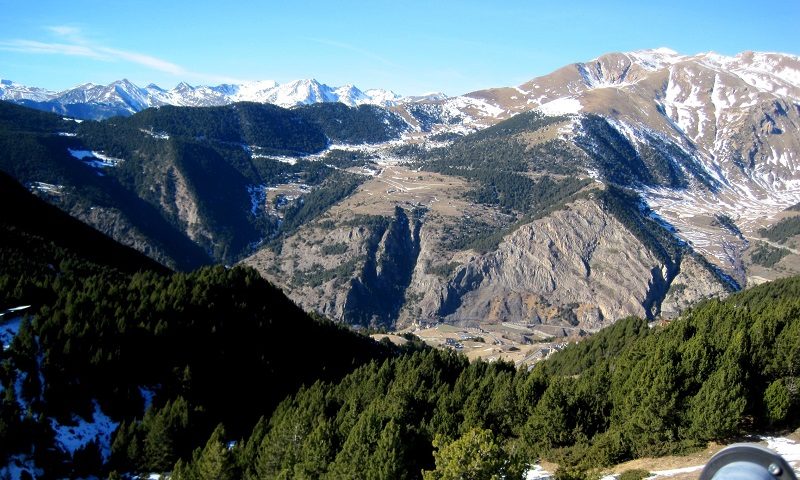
[381,323,572,367]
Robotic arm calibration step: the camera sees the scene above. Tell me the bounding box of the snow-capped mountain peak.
[365,88,404,105]
[231,80,280,101]
[0,77,410,117]
[174,81,194,91]
[333,84,369,107]
[625,47,684,70]
[0,78,54,102]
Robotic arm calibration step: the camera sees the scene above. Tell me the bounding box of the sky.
[1,0,798,96]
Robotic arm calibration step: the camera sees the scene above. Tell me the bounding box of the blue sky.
[1,0,798,96]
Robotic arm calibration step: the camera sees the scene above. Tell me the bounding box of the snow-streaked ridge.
[0,77,411,113]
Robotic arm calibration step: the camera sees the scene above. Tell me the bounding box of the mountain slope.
[240,49,800,332]
[244,113,732,331]
[410,49,800,281]
[0,176,394,478]
[0,100,408,268]
[0,101,213,270]
[0,171,168,274]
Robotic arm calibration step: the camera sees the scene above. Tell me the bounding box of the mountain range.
[0,77,416,120]
[2,47,800,340]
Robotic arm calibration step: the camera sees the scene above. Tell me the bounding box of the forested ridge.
[0,175,394,478]
[0,100,405,268]
[173,280,800,479]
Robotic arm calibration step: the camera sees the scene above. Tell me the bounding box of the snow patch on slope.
[0,306,31,350]
[68,149,124,168]
[247,184,268,216]
[538,97,582,115]
[764,437,800,475]
[50,400,119,461]
[1,317,23,350]
[627,48,683,71]
[0,455,43,480]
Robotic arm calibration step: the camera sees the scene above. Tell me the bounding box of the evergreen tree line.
[174,278,800,479]
[1,173,397,477]
[0,207,394,479]
[758,216,800,244]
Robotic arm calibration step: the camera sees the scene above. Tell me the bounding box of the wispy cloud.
[0,39,106,59]
[305,37,398,68]
[100,47,186,76]
[45,25,83,41]
[0,26,239,84]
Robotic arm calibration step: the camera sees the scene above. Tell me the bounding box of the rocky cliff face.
[245,195,729,332]
[245,206,423,326]
[425,197,729,331]
[432,199,673,328]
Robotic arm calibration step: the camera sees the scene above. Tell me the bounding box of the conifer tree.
[686,362,746,441]
[763,378,792,425]
[194,424,236,480]
[423,428,509,480]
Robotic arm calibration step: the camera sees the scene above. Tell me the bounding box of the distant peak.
[241,79,278,89]
[647,47,679,56]
[75,82,99,88]
[621,48,685,71]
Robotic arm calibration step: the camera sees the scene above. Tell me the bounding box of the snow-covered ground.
[50,400,119,462]
[140,128,170,140]
[538,97,583,115]
[2,306,121,473]
[247,184,268,216]
[764,436,800,472]
[641,184,800,268]
[525,464,552,480]
[645,437,800,479]
[0,455,43,480]
[0,317,22,351]
[0,306,30,350]
[68,149,124,169]
[647,464,705,478]
[29,181,65,195]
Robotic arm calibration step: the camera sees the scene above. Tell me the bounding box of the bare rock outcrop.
[246,197,730,334]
